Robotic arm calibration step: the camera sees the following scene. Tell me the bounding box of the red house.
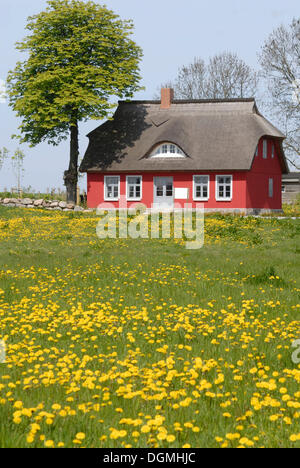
[80,89,288,213]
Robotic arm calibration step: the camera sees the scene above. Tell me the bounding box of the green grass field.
[0,206,299,448]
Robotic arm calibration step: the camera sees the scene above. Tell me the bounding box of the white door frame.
[153,176,174,210]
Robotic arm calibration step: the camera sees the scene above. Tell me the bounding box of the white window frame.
[216,175,233,202]
[193,175,210,201]
[269,178,274,198]
[150,142,186,158]
[263,139,268,159]
[255,145,259,157]
[104,175,120,201]
[271,143,275,159]
[126,175,143,201]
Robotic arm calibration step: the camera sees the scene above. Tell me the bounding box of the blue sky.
[0,0,298,192]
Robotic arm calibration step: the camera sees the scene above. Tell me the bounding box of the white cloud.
[0,79,7,104]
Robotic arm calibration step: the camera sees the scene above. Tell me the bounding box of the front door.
[153,177,174,210]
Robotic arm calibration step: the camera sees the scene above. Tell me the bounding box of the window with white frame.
[216,175,233,201]
[255,145,259,157]
[263,139,268,159]
[126,176,142,200]
[149,142,186,158]
[104,176,120,200]
[269,178,273,198]
[193,175,209,200]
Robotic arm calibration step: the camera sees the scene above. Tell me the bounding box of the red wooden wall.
[246,138,282,210]
[86,137,283,211]
[87,171,247,209]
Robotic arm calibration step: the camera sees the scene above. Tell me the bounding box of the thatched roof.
[80,98,288,173]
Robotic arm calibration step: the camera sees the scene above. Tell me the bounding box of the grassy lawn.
[0,206,299,448]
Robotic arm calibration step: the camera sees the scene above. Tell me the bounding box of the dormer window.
[149,143,186,158]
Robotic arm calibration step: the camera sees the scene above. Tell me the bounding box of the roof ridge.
[119,98,256,105]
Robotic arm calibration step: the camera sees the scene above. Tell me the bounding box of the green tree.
[11,148,25,194]
[7,0,143,203]
[0,147,9,172]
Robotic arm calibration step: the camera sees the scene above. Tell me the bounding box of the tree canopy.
[155,52,258,100]
[0,147,9,172]
[7,0,143,201]
[259,18,300,169]
[8,0,143,145]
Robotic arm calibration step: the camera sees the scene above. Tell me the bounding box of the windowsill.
[216,198,232,202]
[127,198,142,202]
[149,155,186,159]
[104,198,120,202]
[193,198,209,202]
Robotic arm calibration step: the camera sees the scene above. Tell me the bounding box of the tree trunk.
[64,118,79,204]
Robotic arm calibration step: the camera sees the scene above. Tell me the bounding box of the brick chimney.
[160,88,174,109]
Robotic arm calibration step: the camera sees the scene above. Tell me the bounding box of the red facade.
[246,138,282,210]
[86,137,283,212]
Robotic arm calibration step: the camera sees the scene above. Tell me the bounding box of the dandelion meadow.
[0,206,299,448]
